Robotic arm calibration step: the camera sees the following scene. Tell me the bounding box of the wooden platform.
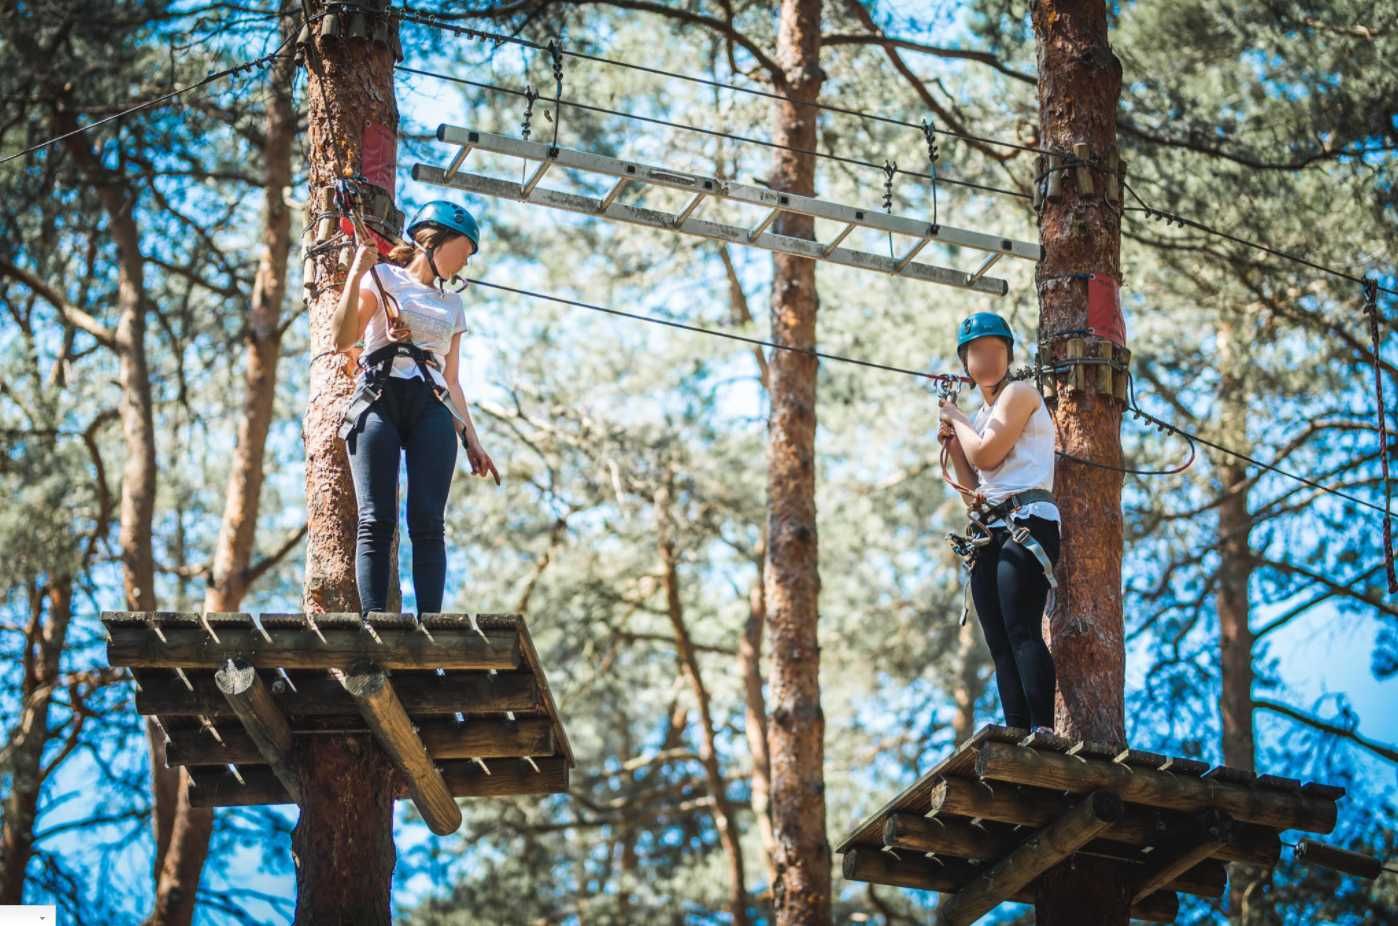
[836,725,1347,925]
[103,612,574,835]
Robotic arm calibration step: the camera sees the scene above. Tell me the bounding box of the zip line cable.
[398,12,1397,300]
[10,9,1394,301]
[468,276,1395,520]
[393,65,1030,201]
[0,25,306,166]
[393,7,1050,156]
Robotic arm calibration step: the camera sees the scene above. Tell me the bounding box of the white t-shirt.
[972,387,1060,526]
[357,263,467,389]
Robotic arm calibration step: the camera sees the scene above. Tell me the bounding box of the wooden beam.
[841,847,1178,923]
[1132,809,1231,902]
[885,812,1148,871]
[884,813,1014,860]
[214,660,301,803]
[1295,839,1385,880]
[976,742,1338,833]
[135,668,541,717]
[164,717,554,766]
[109,623,519,671]
[929,775,1280,866]
[186,757,568,807]
[340,667,462,836]
[936,791,1122,926]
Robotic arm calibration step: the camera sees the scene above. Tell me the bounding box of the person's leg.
[403,383,458,614]
[346,393,403,614]
[970,535,1031,729]
[995,516,1062,729]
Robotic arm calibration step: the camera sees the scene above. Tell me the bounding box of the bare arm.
[443,332,500,484]
[331,245,381,352]
[945,383,1040,471]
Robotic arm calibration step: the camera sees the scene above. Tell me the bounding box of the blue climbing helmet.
[406,200,481,253]
[956,311,1015,368]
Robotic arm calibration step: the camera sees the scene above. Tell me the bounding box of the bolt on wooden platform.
[836,724,1347,925]
[103,612,574,836]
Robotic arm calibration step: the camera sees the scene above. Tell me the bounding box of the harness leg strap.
[1010,523,1058,616]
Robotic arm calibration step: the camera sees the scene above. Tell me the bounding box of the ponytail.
[386,225,461,268]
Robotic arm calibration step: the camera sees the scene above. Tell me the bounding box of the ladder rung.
[599,177,631,211]
[521,158,554,198]
[821,222,856,256]
[968,251,1004,283]
[748,207,782,242]
[894,235,932,273]
[443,145,472,181]
[673,192,707,227]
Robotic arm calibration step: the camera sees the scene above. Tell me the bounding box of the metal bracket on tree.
[1034,143,1124,211]
[294,0,404,64]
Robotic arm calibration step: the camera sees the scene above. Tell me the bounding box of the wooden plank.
[501,614,575,766]
[165,717,555,766]
[187,757,569,807]
[977,742,1339,833]
[214,661,301,803]
[833,726,998,854]
[1158,756,1210,776]
[935,791,1123,926]
[1019,729,1076,752]
[135,668,541,717]
[109,624,520,671]
[928,775,1281,867]
[1131,809,1231,902]
[341,667,462,835]
[1203,765,1257,786]
[840,848,1179,922]
[1301,781,1346,801]
[1254,774,1303,794]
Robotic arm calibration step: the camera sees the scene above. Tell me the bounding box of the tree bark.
[656,484,749,925]
[146,11,302,924]
[740,553,779,895]
[950,618,987,746]
[293,2,400,921]
[1215,314,1259,922]
[1031,1,1126,923]
[765,1,830,923]
[0,580,74,903]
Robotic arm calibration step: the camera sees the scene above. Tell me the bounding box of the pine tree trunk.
[146,10,302,922]
[0,580,73,903]
[765,1,830,923]
[1031,1,1127,922]
[1216,315,1259,921]
[294,3,400,921]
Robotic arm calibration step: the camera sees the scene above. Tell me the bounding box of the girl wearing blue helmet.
[939,311,1061,734]
[330,200,498,615]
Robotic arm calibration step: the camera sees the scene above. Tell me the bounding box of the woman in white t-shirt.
[939,311,1061,734]
[329,200,498,615]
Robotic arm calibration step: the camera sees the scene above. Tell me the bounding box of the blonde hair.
[386,225,460,267]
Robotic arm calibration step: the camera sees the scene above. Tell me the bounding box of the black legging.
[345,376,458,614]
[969,515,1060,730]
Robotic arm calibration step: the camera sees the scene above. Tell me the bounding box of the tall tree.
[1029,1,1128,923]
[293,0,400,921]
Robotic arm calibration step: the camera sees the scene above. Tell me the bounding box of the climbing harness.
[945,489,1060,627]
[338,341,469,441]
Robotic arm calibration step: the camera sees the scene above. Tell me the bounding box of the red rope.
[1364,281,1397,594]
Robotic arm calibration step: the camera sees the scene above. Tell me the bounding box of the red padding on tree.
[361,122,398,197]
[1087,273,1126,346]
